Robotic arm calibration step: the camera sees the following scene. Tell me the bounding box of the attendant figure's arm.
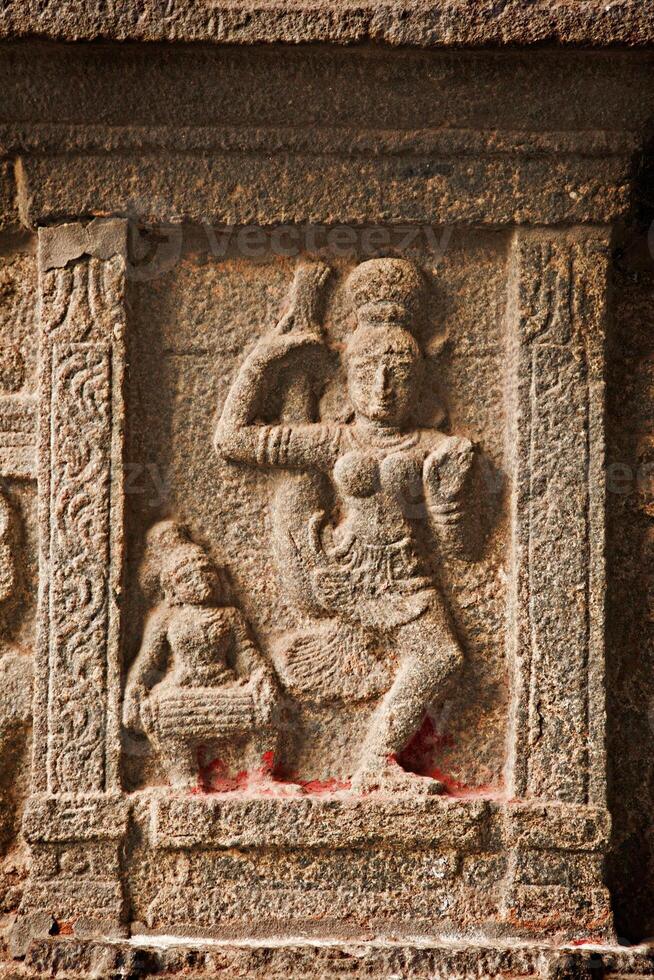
[423,435,476,558]
[229,609,279,727]
[123,607,170,732]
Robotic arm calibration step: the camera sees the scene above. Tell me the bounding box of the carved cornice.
[0,0,654,48]
[2,123,637,226]
[0,124,639,161]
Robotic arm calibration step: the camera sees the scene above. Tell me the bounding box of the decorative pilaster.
[502,228,612,937]
[505,228,609,805]
[12,219,129,953]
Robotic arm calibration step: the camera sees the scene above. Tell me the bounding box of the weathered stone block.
[0,9,654,979]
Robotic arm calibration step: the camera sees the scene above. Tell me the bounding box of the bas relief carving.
[125,257,478,795]
[123,521,283,791]
[0,212,616,956]
[0,35,628,957]
[216,259,477,793]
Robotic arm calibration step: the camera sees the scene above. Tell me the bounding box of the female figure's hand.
[249,261,331,367]
[275,261,331,336]
[423,436,474,504]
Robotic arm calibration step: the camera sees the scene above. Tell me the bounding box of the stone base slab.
[2,936,654,979]
[113,793,614,944]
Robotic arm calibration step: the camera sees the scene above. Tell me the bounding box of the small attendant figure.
[123,520,283,790]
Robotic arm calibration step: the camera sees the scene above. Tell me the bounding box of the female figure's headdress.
[345,258,425,333]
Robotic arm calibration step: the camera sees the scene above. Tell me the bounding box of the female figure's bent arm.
[214,334,341,472]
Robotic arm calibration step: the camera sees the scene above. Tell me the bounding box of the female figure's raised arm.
[213,334,327,465]
[214,262,341,473]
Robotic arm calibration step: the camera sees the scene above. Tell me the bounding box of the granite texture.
[0,11,653,979]
[2,0,654,47]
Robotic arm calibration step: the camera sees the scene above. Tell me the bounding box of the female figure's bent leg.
[352,598,463,794]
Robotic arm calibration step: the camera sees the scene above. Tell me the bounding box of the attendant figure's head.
[345,258,425,427]
[144,520,222,607]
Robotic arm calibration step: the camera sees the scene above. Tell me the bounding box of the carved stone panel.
[0,219,615,962]
[2,34,653,978]
[124,237,509,798]
[106,235,609,945]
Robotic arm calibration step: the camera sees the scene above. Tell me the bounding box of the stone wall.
[1,16,654,978]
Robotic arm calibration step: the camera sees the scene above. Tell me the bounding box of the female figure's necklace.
[351,421,419,453]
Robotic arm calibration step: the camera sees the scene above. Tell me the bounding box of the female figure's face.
[167,557,221,606]
[347,326,422,427]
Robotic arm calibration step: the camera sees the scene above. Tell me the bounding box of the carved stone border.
[11,219,130,954]
[502,228,612,937]
[505,227,610,806]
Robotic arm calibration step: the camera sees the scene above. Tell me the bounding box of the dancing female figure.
[215,258,475,794]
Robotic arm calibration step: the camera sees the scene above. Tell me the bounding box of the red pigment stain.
[193,744,259,793]
[194,755,351,796]
[188,721,505,799]
[568,937,604,947]
[51,921,75,936]
[398,715,503,799]
[192,751,305,795]
[298,777,351,794]
[399,715,455,768]
[194,756,248,793]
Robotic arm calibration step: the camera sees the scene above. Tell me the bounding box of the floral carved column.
[12,219,130,953]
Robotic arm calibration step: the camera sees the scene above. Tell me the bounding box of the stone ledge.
[504,801,611,852]
[146,792,610,853]
[7,936,654,979]
[150,791,489,850]
[0,124,639,159]
[0,396,36,480]
[1,1,654,49]
[22,795,129,844]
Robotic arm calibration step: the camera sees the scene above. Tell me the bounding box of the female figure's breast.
[332,447,424,543]
[333,451,379,499]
